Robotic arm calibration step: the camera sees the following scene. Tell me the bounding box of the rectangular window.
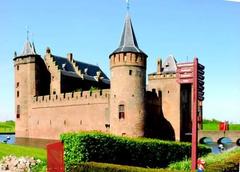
[119,104,125,119]
[16,82,19,88]
[129,70,132,75]
[17,91,19,97]
[16,105,20,118]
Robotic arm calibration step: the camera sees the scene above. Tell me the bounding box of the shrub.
[61,132,210,171]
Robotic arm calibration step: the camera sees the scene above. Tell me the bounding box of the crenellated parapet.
[32,89,110,108]
[110,52,146,69]
[148,73,176,80]
[14,56,37,65]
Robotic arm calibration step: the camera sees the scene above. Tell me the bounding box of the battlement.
[110,52,146,68]
[14,55,38,65]
[32,89,110,107]
[148,73,176,80]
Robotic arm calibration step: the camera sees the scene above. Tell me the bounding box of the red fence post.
[191,58,198,171]
[47,141,65,172]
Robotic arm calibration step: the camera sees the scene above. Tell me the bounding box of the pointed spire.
[111,14,146,56]
[32,42,37,54]
[21,40,36,56]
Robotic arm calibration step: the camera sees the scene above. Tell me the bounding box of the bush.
[70,162,180,172]
[168,148,240,172]
[61,132,210,171]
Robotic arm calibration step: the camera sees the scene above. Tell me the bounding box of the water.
[0,134,238,152]
[0,134,58,148]
[201,137,238,154]
[0,134,15,144]
[207,142,237,154]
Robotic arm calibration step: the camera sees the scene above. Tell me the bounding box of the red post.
[47,141,65,172]
[191,58,198,171]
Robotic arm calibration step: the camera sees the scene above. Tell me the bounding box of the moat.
[0,134,57,148]
[0,134,237,153]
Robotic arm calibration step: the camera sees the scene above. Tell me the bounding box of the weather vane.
[126,0,130,11]
[26,26,29,41]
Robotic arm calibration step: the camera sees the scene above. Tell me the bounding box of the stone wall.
[148,73,181,141]
[28,90,110,139]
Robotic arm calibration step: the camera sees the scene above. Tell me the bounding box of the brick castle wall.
[28,90,110,139]
[148,73,181,141]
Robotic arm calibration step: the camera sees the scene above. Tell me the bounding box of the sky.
[0,0,239,123]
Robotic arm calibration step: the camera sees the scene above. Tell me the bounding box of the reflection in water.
[15,137,59,149]
[0,134,59,149]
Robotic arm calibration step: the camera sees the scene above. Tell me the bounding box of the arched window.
[119,104,125,119]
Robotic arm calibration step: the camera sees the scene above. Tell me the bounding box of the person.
[218,143,225,152]
[197,158,205,172]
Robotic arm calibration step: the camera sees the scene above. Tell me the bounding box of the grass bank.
[168,148,240,171]
[0,143,46,160]
[0,143,46,172]
[0,121,15,133]
[203,119,240,131]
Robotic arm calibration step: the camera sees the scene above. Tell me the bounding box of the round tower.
[109,15,148,136]
[13,40,40,138]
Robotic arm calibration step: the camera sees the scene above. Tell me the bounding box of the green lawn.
[0,121,15,133]
[0,143,46,160]
[202,119,240,131]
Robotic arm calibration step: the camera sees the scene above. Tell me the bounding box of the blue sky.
[0,0,239,123]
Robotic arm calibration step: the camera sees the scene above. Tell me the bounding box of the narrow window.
[16,82,19,88]
[129,70,132,75]
[16,65,19,70]
[119,104,125,119]
[17,91,19,97]
[16,105,20,118]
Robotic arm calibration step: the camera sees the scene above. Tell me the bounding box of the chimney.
[157,58,162,74]
[67,53,73,62]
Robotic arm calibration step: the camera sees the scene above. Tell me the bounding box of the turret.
[109,14,147,136]
[13,40,49,137]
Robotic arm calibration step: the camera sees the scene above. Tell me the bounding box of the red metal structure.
[177,58,205,171]
[191,58,198,170]
[47,141,65,172]
[219,121,229,131]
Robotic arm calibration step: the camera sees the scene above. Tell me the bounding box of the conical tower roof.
[111,15,147,57]
[21,40,36,56]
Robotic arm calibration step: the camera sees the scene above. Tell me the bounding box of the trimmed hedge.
[60,132,210,171]
[70,162,181,172]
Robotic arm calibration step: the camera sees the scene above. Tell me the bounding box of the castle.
[13,14,197,141]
